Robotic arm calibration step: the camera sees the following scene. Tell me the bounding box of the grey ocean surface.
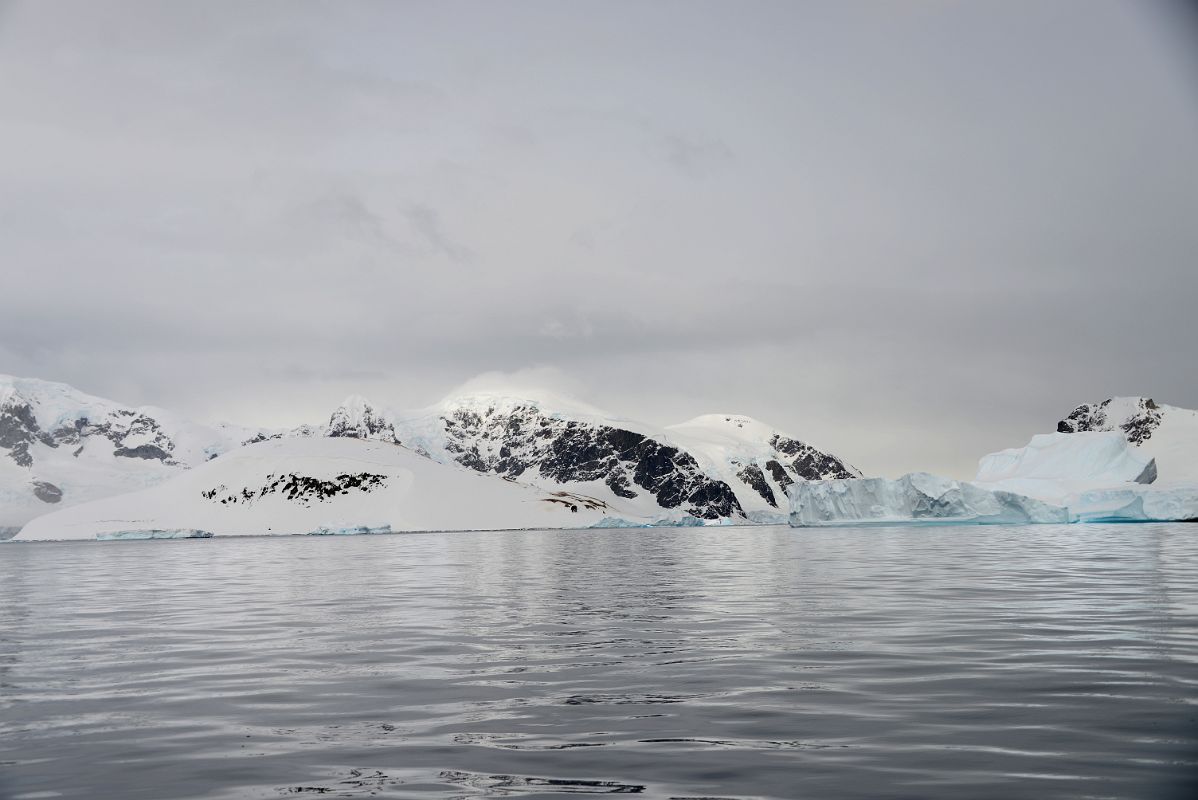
[1,525,1196,800]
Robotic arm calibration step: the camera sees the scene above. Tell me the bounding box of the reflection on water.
[1,524,1196,799]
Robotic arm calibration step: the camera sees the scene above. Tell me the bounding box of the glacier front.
[790,472,1070,527]
[790,432,1198,527]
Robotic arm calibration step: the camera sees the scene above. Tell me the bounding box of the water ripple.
[1,524,1197,799]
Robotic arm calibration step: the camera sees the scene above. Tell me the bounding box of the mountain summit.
[0,375,270,529]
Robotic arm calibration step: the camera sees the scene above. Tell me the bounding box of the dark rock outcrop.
[201,472,388,507]
[736,463,777,507]
[1058,398,1163,446]
[770,434,858,480]
[327,397,400,444]
[32,480,63,504]
[435,403,743,520]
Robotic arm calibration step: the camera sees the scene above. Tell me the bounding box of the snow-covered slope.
[383,392,744,522]
[335,392,861,523]
[326,394,398,443]
[0,375,291,528]
[976,431,1157,500]
[15,437,651,541]
[2,377,861,532]
[665,414,859,518]
[1057,397,1198,482]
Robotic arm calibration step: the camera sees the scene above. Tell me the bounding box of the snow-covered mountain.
[343,391,859,523]
[1057,397,1198,482]
[326,394,399,443]
[383,392,744,521]
[665,414,860,518]
[2,376,861,535]
[0,375,288,529]
[15,437,655,541]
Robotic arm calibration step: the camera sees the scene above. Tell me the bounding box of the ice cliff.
[790,431,1198,526]
[790,472,1069,527]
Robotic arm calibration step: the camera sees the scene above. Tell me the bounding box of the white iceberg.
[975,431,1156,501]
[95,529,214,541]
[790,472,1070,527]
[790,432,1198,527]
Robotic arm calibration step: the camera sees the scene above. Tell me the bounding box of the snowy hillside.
[666,414,860,518]
[338,391,861,522]
[383,392,745,521]
[1057,397,1198,482]
[15,437,656,541]
[0,375,294,528]
[2,376,862,533]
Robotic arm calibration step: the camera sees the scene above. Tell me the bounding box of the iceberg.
[975,431,1157,497]
[791,472,1069,527]
[790,432,1198,527]
[1066,485,1198,523]
[306,524,392,536]
[95,529,214,540]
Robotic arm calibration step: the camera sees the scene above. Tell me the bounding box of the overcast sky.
[2,0,1196,478]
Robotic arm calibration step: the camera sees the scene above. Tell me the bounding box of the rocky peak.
[326,395,399,444]
[0,394,51,467]
[768,433,859,481]
[420,400,743,520]
[1057,397,1163,446]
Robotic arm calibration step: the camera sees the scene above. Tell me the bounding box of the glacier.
[974,431,1157,499]
[95,529,215,541]
[791,472,1070,527]
[791,432,1198,527]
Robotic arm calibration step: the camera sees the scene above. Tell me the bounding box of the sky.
[2,0,1197,479]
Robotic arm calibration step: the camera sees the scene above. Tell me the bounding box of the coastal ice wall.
[790,472,1069,527]
[790,432,1197,527]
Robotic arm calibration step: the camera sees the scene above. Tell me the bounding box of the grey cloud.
[403,204,474,264]
[1,0,1196,477]
[661,134,733,177]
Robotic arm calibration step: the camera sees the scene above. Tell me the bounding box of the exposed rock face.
[737,463,776,506]
[433,403,743,519]
[0,400,49,467]
[1,391,180,472]
[0,374,278,527]
[327,396,399,443]
[720,434,857,509]
[770,434,858,480]
[1,390,224,471]
[1058,398,1162,446]
[662,414,862,513]
[2,405,185,468]
[32,480,63,504]
[764,460,794,493]
[201,472,388,506]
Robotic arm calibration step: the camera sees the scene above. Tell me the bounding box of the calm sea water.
[1,525,1196,800]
